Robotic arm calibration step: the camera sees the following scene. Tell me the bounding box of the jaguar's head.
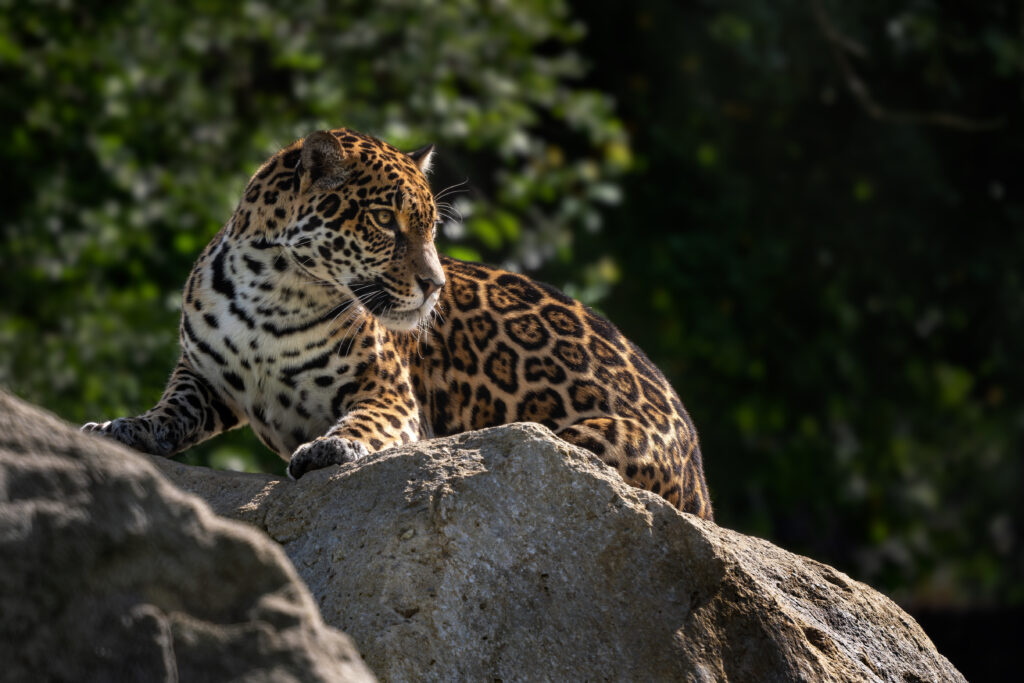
[260,128,445,332]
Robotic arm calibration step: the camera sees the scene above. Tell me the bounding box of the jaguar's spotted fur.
[83,128,713,519]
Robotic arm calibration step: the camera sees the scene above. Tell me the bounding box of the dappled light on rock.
[155,420,965,681]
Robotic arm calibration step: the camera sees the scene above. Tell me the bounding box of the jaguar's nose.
[416,274,445,299]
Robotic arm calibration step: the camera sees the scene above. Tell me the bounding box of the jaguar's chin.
[379,299,437,332]
[379,308,425,332]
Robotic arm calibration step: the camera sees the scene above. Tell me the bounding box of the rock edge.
[152,420,964,682]
[0,391,375,683]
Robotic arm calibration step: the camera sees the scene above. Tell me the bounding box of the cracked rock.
[151,421,965,682]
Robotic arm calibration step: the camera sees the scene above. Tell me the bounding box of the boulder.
[0,391,375,683]
[151,421,964,682]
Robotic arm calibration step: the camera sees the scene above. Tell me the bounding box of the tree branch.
[810,0,1006,132]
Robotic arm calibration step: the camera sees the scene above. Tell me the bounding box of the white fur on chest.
[182,238,372,456]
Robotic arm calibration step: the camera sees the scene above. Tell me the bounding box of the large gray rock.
[152,421,964,682]
[0,392,375,683]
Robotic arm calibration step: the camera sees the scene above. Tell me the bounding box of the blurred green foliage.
[568,0,1024,609]
[1,0,1021,618]
[0,0,628,471]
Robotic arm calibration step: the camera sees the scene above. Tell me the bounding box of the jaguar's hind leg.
[556,416,713,520]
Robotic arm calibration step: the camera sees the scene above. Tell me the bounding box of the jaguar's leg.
[82,358,246,456]
[287,386,420,480]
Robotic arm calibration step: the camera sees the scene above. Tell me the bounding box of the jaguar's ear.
[407,143,435,175]
[299,131,353,193]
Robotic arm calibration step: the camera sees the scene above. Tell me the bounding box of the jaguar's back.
[402,257,712,518]
[83,126,712,520]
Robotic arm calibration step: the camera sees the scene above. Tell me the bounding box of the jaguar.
[83,127,713,519]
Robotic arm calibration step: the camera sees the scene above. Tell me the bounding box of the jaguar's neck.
[194,232,366,342]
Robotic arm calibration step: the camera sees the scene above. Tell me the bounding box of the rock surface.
[150,420,964,682]
[0,391,375,683]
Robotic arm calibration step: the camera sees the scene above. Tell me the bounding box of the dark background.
[1,2,1020,678]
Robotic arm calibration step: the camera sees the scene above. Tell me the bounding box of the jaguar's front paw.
[287,437,370,481]
[81,417,175,456]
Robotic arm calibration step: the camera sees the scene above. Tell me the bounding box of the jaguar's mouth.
[350,280,393,318]
[349,280,437,332]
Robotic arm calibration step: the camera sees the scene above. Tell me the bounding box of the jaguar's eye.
[375,209,395,226]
